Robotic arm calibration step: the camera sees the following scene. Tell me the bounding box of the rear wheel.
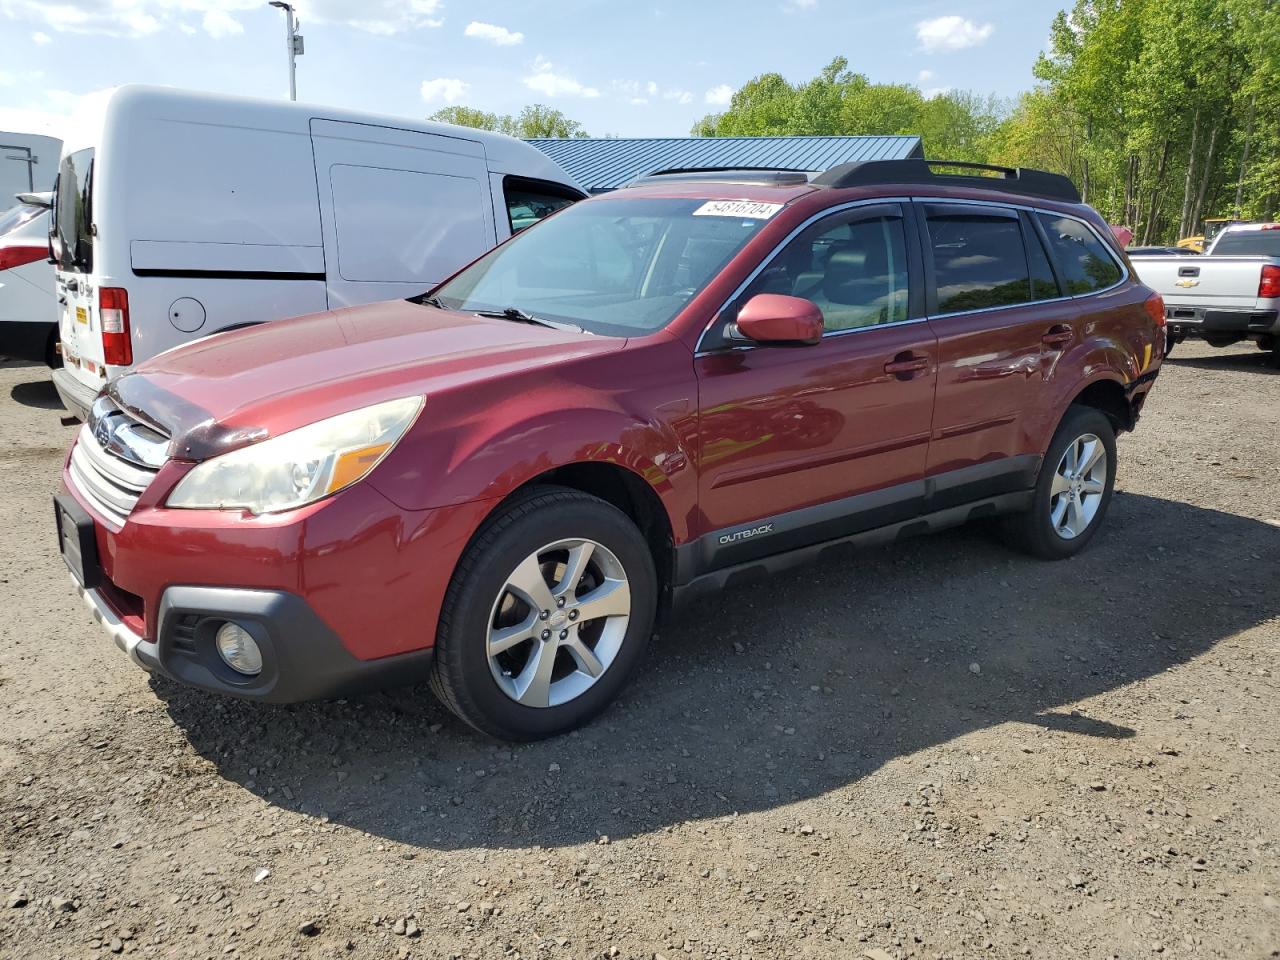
[1003,406,1117,560]
[429,487,657,741]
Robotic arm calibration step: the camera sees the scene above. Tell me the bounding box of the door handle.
[884,352,930,379]
[1042,325,1073,348]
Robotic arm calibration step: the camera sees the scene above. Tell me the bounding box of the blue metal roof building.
[526,135,924,193]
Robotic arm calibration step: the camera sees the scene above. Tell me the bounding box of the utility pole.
[267,1,304,101]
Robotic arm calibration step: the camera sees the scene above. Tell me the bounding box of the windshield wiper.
[473,307,585,334]
[412,294,447,308]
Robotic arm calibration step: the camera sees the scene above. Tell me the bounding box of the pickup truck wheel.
[1002,406,1117,560]
[429,487,656,741]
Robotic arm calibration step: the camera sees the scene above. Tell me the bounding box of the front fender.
[368,339,699,541]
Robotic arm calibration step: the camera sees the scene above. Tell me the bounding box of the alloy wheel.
[486,538,631,708]
[1049,432,1108,540]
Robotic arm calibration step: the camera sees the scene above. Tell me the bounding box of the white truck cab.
[50,85,584,420]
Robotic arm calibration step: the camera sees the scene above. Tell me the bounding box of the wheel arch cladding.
[1069,377,1133,432]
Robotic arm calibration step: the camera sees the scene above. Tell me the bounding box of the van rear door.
[51,148,102,386]
[309,120,496,308]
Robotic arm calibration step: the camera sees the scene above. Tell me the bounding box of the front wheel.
[430,487,657,741]
[1002,406,1117,560]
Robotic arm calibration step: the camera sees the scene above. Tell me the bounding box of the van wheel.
[1002,406,1117,560]
[429,486,657,741]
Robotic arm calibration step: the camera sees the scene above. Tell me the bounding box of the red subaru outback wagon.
[55,160,1164,740]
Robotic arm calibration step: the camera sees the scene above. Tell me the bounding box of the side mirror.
[732,294,824,346]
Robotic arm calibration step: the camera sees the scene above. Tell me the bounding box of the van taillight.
[1143,291,1166,328]
[1259,264,1280,299]
[0,245,47,271]
[100,287,132,366]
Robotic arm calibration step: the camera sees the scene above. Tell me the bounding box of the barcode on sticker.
[692,200,784,219]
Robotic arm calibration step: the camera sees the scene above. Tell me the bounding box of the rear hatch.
[52,147,107,388]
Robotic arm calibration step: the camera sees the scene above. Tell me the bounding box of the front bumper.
[75,577,435,702]
[51,366,99,421]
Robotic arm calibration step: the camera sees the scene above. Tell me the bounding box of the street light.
[267,1,304,101]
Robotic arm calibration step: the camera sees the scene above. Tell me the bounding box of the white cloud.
[31,30,51,44]
[0,0,444,38]
[916,15,994,52]
[524,56,600,99]
[202,9,243,39]
[663,88,693,105]
[646,81,658,97]
[916,69,949,98]
[464,20,522,45]
[0,86,115,140]
[783,0,816,10]
[420,77,468,103]
[705,84,734,106]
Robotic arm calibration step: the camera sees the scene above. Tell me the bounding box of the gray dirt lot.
[0,342,1277,960]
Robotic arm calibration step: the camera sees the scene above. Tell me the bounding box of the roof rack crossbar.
[812,159,1081,204]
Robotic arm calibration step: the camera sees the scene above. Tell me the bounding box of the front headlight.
[166,396,423,514]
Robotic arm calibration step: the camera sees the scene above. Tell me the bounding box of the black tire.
[1002,406,1117,560]
[429,486,657,741]
[1162,335,1177,358]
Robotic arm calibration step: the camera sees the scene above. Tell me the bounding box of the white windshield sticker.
[692,200,784,219]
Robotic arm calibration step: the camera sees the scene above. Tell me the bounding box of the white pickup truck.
[1129,223,1280,357]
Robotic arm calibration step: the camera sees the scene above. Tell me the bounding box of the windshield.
[431,196,777,337]
[0,203,41,238]
[1212,230,1280,257]
[53,148,94,273]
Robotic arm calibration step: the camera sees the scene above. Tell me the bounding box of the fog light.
[214,622,263,676]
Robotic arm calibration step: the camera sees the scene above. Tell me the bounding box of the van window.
[330,164,487,284]
[54,148,94,273]
[504,181,578,234]
[1037,214,1122,294]
[926,210,1032,313]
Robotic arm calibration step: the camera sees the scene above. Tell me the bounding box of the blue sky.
[0,0,1063,140]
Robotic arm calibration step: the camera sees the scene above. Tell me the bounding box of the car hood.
[108,299,625,461]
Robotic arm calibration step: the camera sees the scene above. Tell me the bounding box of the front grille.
[67,401,167,528]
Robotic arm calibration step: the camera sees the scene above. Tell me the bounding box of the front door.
[693,203,937,572]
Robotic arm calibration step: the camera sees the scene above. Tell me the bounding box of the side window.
[1024,216,1061,300]
[1036,214,1122,295]
[504,180,579,234]
[734,211,910,336]
[926,209,1031,313]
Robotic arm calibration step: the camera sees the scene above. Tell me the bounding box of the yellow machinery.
[1177,217,1244,253]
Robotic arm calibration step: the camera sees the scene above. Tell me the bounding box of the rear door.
[310,120,496,309]
[919,201,1073,499]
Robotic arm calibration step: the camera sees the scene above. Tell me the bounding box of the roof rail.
[628,167,814,187]
[813,159,1081,204]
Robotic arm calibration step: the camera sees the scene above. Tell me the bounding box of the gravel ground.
[0,342,1277,960]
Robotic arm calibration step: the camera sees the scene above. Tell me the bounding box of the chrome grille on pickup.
[67,400,168,527]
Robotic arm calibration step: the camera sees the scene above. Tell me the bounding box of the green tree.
[429,104,590,138]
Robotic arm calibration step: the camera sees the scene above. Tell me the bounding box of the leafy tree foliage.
[430,104,590,139]
[700,4,1280,244]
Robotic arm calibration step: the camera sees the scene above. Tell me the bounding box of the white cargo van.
[50,86,585,420]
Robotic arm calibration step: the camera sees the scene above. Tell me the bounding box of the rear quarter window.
[1037,214,1122,295]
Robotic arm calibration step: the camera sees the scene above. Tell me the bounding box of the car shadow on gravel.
[7,367,64,410]
[155,490,1280,851]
